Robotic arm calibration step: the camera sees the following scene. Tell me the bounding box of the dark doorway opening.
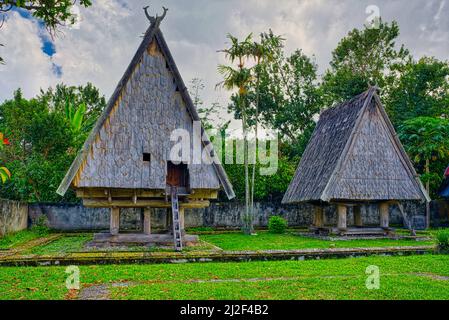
[166,162,189,188]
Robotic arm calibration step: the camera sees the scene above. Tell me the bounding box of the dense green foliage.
[223,153,297,202]
[30,215,50,236]
[398,117,449,197]
[387,57,449,126]
[268,216,288,234]
[0,84,106,203]
[321,20,410,105]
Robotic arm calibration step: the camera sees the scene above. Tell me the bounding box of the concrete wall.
[185,201,427,229]
[431,200,449,227]
[28,200,430,232]
[0,199,28,237]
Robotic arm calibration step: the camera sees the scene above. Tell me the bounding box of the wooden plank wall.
[77,40,220,190]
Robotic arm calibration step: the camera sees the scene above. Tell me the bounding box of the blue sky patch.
[13,7,62,77]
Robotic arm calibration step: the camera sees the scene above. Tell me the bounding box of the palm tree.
[218,34,254,234]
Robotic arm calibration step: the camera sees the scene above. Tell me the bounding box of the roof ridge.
[320,87,375,118]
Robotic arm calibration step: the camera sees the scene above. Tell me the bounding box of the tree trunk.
[425,158,430,229]
[241,94,252,235]
[250,73,260,235]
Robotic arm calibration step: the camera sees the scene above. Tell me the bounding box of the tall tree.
[38,83,106,148]
[322,20,410,105]
[387,57,449,126]
[0,0,92,63]
[218,34,254,234]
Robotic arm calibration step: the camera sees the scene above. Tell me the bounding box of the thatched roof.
[282,87,430,204]
[57,17,235,199]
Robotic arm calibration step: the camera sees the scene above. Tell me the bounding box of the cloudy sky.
[0,0,448,126]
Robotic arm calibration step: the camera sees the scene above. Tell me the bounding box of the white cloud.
[0,0,448,125]
[0,11,58,100]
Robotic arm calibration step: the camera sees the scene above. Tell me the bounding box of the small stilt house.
[438,166,449,198]
[57,8,235,250]
[282,87,430,236]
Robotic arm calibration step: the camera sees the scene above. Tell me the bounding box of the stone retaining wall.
[0,199,28,237]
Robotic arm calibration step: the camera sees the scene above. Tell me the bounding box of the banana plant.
[65,99,87,133]
[0,166,11,183]
[0,132,11,183]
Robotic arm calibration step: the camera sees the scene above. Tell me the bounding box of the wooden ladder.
[171,187,183,251]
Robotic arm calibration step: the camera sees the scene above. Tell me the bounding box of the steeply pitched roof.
[282,87,430,204]
[57,19,235,199]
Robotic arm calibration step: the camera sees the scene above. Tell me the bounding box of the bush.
[436,229,449,253]
[31,215,50,236]
[268,216,288,234]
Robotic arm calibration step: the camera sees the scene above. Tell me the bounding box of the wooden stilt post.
[144,207,152,235]
[354,206,363,227]
[337,205,347,231]
[379,202,390,229]
[314,206,324,228]
[110,207,120,235]
[179,207,186,236]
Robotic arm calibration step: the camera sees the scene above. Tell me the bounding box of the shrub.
[31,215,50,236]
[268,216,288,234]
[436,229,449,253]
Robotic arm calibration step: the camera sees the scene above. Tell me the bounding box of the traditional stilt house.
[57,8,235,250]
[282,87,430,236]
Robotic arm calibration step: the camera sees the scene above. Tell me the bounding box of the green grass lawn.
[199,231,435,251]
[0,255,448,300]
[1,229,436,255]
[0,231,44,250]
[29,235,93,255]
[27,235,217,255]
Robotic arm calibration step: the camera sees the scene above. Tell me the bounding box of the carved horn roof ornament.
[143,4,168,26]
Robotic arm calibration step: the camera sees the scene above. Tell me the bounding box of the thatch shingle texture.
[57,21,235,199]
[282,88,430,204]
